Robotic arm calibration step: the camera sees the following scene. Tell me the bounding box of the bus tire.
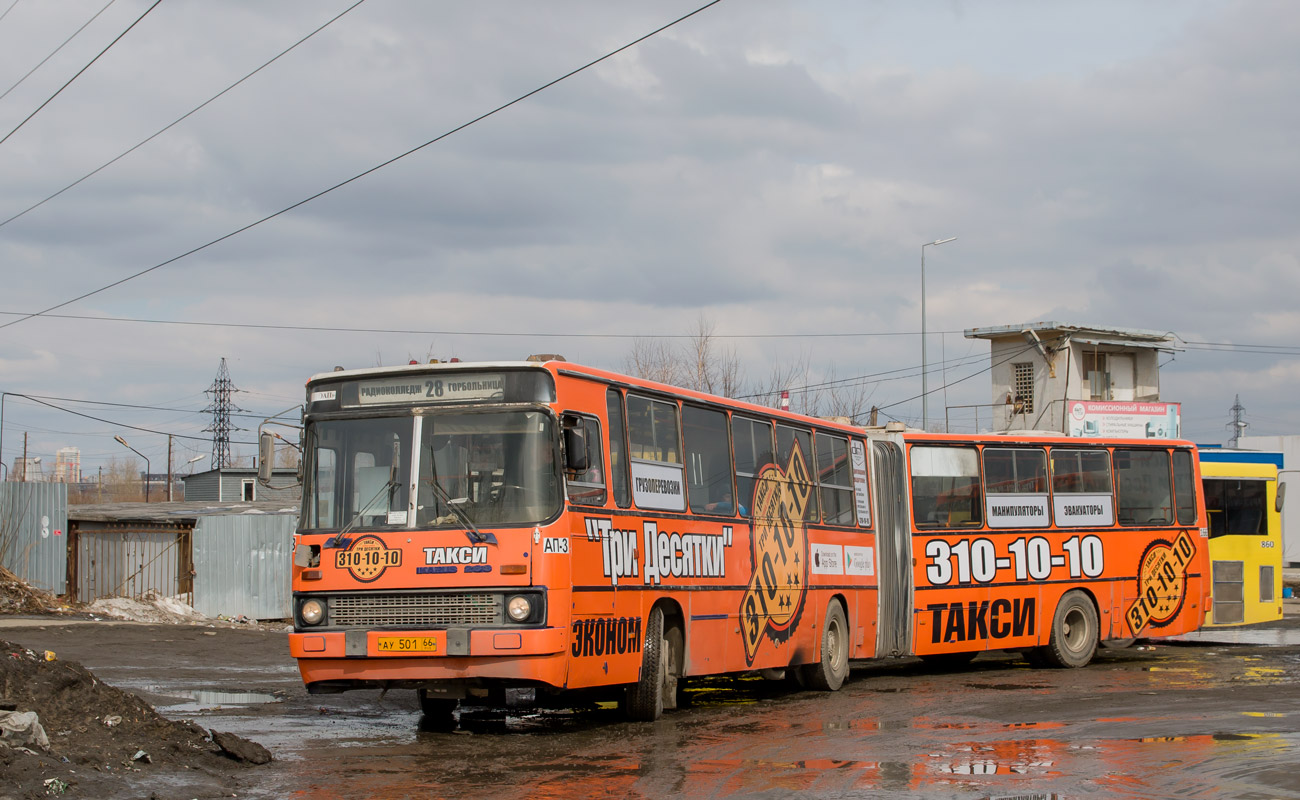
[1100,637,1136,650]
[417,689,457,727]
[626,606,669,721]
[801,600,849,691]
[1038,590,1099,668]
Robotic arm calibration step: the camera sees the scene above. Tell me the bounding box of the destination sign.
[349,373,505,407]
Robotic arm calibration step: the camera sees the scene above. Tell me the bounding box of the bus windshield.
[416,410,560,527]
[302,410,561,532]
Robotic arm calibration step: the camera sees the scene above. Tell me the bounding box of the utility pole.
[21,432,27,482]
[167,435,174,502]
[1228,395,1248,448]
[98,466,103,502]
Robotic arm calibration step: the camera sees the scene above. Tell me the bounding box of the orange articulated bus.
[882,430,1211,667]
[263,360,1211,722]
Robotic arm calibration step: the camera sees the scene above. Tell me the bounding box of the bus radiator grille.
[328,592,503,627]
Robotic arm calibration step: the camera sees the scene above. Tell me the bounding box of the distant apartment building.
[55,447,81,483]
[16,456,45,481]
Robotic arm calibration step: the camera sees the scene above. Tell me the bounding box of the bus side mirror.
[258,431,275,486]
[1277,481,1286,514]
[563,419,588,474]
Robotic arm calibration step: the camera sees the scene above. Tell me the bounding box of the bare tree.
[746,350,812,412]
[625,314,745,399]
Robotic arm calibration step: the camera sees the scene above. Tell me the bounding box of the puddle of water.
[1169,628,1300,646]
[156,689,282,714]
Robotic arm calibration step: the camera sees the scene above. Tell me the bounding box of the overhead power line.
[0,0,19,26]
[13,393,245,443]
[872,341,1039,415]
[1179,340,1300,356]
[0,0,724,332]
[13,391,287,420]
[0,0,367,230]
[0,309,959,339]
[0,0,117,103]
[0,0,163,147]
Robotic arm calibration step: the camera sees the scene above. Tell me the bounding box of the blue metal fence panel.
[0,483,69,594]
[192,514,295,620]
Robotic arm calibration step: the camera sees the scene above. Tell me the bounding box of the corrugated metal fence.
[192,514,295,620]
[0,482,69,594]
[71,523,192,606]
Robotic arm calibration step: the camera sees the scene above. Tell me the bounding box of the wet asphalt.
[3,612,1300,799]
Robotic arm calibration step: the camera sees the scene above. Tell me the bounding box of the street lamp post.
[114,435,151,503]
[177,454,206,502]
[921,236,957,431]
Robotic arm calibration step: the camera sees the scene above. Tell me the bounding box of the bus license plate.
[375,636,440,654]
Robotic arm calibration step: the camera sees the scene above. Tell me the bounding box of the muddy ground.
[2,610,1299,800]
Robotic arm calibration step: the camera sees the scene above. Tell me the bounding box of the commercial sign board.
[1066,401,1181,439]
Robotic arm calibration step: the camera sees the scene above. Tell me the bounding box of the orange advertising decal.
[740,444,811,664]
[1125,529,1195,633]
[334,535,402,583]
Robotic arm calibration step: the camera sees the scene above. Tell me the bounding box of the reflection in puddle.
[155,689,281,713]
[1170,628,1300,646]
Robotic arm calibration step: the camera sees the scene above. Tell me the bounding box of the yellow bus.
[1199,449,1284,626]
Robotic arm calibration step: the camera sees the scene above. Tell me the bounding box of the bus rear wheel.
[625,607,682,721]
[1036,590,1099,668]
[801,600,849,691]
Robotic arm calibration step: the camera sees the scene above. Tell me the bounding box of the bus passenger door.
[873,441,912,657]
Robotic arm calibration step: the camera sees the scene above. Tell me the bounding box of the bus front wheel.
[1036,590,1099,668]
[801,600,850,691]
[625,606,681,721]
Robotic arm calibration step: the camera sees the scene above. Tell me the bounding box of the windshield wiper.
[330,474,398,544]
[426,474,496,546]
[329,440,403,547]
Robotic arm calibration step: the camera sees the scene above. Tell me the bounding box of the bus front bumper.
[290,626,570,688]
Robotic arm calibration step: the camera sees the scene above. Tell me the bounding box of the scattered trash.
[43,650,57,662]
[103,715,122,727]
[42,777,69,795]
[131,749,151,763]
[0,709,51,751]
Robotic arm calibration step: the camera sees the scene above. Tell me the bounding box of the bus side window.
[776,424,820,522]
[626,394,685,512]
[1115,449,1173,526]
[731,417,772,519]
[909,445,982,528]
[606,388,631,508]
[1205,478,1266,536]
[1172,449,1198,525]
[683,405,735,515]
[1049,448,1114,526]
[815,431,855,525]
[311,447,337,529]
[565,414,606,506]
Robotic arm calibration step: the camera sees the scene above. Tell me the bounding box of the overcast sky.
[1,0,1297,480]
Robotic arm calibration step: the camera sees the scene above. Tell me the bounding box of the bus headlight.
[300,598,326,626]
[507,595,532,622]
